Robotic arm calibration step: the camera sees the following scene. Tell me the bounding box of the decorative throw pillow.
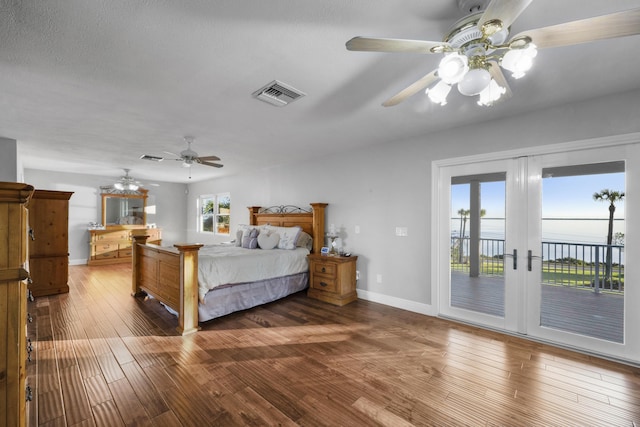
[241,228,259,249]
[258,232,280,250]
[236,224,264,246]
[265,225,302,250]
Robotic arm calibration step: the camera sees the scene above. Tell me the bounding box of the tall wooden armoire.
[0,182,35,427]
[28,189,73,297]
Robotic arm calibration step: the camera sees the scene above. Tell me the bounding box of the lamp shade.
[438,53,469,85]
[501,44,537,79]
[457,68,491,96]
[477,79,506,106]
[426,80,451,105]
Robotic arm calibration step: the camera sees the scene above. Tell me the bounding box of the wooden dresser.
[307,253,358,306]
[0,182,35,427]
[88,227,161,265]
[28,189,73,297]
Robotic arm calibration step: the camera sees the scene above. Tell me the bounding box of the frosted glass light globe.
[438,53,469,85]
[458,68,491,96]
[426,80,452,105]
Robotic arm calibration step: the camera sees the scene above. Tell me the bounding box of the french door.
[434,139,640,363]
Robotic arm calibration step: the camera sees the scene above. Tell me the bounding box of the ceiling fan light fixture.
[477,79,506,106]
[438,53,469,84]
[426,80,452,105]
[108,169,140,194]
[501,43,537,79]
[458,67,491,96]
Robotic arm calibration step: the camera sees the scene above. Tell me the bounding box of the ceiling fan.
[100,169,142,194]
[346,0,640,107]
[141,136,223,169]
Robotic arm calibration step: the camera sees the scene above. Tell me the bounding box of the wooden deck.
[451,272,624,342]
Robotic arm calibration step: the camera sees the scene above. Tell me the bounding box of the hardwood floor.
[28,265,640,426]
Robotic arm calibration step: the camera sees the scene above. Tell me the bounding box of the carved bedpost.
[310,203,328,254]
[131,234,149,297]
[248,206,261,225]
[174,243,204,336]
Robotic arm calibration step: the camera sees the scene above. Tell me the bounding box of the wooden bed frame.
[131,203,327,335]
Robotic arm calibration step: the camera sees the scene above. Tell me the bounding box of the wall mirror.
[101,189,148,227]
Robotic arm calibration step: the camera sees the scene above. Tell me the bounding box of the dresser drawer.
[92,230,129,242]
[311,276,337,293]
[94,242,117,254]
[94,251,117,260]
[118,248,133,258]
[313,262,336,278]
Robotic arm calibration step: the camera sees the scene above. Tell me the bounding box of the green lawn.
[451,259,624,290]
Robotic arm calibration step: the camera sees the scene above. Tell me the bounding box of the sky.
[451,172,625,220]
[451,171,625,244]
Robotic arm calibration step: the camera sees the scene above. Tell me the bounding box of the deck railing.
[451,237,624,293]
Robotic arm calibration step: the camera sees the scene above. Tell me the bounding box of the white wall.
[186,89,640,313]
[24,169,188,264]
[0,136,20,182]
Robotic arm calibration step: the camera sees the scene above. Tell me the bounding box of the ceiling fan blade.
[509,7,640,49]
[346,37,450,54]
[488,61,512,101]
[197,155,221,162]
[478,0,532,36]
[199,161,224,168]
[162,151,182,159]
[382,69,439,107]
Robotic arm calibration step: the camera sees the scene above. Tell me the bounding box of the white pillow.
[265,225,302,250]
[296,231,313,251]
[258,232,280,250]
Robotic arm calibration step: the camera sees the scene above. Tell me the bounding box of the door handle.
[527,250,542,271]
[504,249,517,270]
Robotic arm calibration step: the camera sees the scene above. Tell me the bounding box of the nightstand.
[307,253,358,306]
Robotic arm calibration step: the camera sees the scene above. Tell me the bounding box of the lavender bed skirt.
[197,272,309,322]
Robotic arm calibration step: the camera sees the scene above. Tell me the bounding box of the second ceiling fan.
[346,0,640,107]
[141,136,223,169]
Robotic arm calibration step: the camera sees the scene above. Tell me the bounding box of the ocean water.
[451,218,625,264]
[451,218,624,244]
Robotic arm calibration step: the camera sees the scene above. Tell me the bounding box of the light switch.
[395,227,408,237]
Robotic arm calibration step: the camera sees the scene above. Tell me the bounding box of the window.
[198,193,230,235]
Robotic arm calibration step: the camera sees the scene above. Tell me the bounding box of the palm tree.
[593,189,625,283]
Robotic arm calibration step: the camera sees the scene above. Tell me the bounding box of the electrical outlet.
[355,225,360,234]
[356,270,360,280]
[376,274,382,283]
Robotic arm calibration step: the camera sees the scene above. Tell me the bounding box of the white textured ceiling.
[2,0,640,183]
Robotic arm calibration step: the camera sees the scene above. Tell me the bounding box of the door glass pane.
[451,173,506,317]
[540,161,625,342]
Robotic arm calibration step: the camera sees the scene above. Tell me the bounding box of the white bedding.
[197,245,310,301]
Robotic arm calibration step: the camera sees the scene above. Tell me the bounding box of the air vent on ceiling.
[252,80,306,107]
[140,154,164,162]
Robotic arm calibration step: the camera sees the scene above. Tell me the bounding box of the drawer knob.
[321,267,326,273]
[320,281,328,287]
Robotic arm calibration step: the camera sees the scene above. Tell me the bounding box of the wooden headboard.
[248,203,327,254]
